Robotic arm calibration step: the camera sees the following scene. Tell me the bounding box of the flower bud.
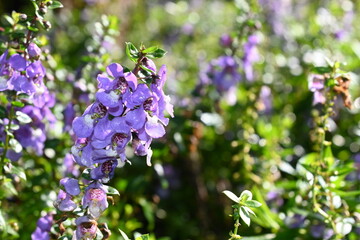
[43,21,51,30]
[19,14,27,21]
[27,43,42,58]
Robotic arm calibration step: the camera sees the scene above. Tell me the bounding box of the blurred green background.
[0,0,359,239]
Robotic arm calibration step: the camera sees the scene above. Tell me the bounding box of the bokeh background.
[0,0,359,239]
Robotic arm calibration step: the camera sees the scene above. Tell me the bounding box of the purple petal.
[96,90,120,108]
[124,71,137,90]
[106,63,123,78]
[97,73,113,90]
[93,117,112,140]
[108,104,124,116]
[72,115,94,138]
[9,54,26,71]
[145,117,165,138]
[27,43,42,58]
[125,107,146,130]
[111,116,130,134]
[60,177,80,196]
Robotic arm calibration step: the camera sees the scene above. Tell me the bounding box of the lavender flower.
[243,34,260,81]
[27,43,42,58]
[308,74,326,105]
[31,213,53,240]
[73,216,98,240]
[200,55,241,105]
[82,182,108,219]
[56,54,172,238]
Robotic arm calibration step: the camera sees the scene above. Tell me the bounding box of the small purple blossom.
[27,43,42,58]
[199,55,241,105]
[54,189,77,212]
[309,74,326,105]
[73,216,98,240]
[82,183,108,219]
[220,34,233,47]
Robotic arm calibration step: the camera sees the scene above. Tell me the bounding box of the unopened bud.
[19,14,27,21]
[39,7,47,15]
[43,21,51,30]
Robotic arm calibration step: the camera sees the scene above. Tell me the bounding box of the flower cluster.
[31,213,53,240]
[0,44,55,161]
[200,55,241,105]
[55,57,173,239]
[0,43,50,104]
[71,61,173,176]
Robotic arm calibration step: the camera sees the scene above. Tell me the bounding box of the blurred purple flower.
[243,34,260,81]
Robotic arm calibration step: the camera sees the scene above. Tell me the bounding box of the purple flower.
[63,153,80,177]
[60,177,81,196]
[90,159,118,183]
[36,214,53,232]
[31,227,50,240]
[220,34,233,47]
[54,189,77,212]
[309,74,326,105]
[259,86,272,114]
[82,183,108,219]
[73,216,98,240]
[9,54,26,71]
[243,34,260,81]
[27,43,42,58]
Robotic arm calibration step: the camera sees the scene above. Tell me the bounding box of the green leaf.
[27,25,39,32]
[58,236,72,240]
[312,66,332,74]
[0,105,7,118]
[125,42,139,62]
[119,229,130,240]
[140,64,155,73]
[223,190,240,203]
[147,48,167,59]
[0,209,5,229]
[3,180,18,196]
[9,138,22,153]
[244,200,262,208]
[239,206,251,226]
[81,168,92,180]
[325,78,336,87]
[324,145,334,168]
[328,189,360,197]
[142,46,158,54]
[135,234,150,240]
[3,15,14,25]
[11,11,20,23]
[11,101,24,108]
[104,185,120,195]
[239,190,252,202]
[10,124,19,131]
[16,111,32,124]
[4,165,26,181]
[48,1,64,9]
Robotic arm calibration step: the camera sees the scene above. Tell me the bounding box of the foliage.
[0,0,359,239]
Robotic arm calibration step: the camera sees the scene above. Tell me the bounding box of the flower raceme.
[55,57,173,238]
[71,62,173,176]
[0,43,56,161]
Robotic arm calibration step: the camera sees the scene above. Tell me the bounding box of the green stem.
[1,104,14,175]
[233,219,240,235]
